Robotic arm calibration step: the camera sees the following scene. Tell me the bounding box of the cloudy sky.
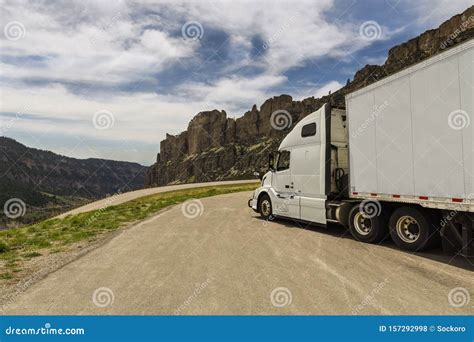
[0,0,471,165]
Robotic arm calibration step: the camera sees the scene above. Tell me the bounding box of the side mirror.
[268,153,275,171]
[253,171,261,179]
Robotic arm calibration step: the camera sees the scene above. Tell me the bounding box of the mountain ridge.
[0,136,146,228]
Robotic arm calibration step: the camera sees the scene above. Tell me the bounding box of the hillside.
[145,6,474,187]
[0,137,146,228]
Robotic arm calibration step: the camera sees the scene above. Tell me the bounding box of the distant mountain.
[0,137,146,228]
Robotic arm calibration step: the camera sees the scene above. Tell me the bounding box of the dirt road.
[4,191,473,314]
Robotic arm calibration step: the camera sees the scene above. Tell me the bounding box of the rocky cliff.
[146,6,474,187]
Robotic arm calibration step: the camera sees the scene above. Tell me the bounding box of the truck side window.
[301,122,316,137]
[277,150,290,171]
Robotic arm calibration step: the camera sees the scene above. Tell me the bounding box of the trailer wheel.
[389,207,437,252]
[348,204,388,243]
[258,194,274,220]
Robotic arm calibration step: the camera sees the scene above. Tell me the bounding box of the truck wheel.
[348,204,388,243]
[258,194,274,220]
[389,207,437,252]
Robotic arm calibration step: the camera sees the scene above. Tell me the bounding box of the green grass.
[0,183,258,277]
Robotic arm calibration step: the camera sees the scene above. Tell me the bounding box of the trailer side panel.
[347,40,473,208]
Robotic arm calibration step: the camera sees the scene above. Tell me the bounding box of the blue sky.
[0,0,471,165]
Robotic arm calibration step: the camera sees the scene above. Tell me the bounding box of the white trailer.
[249,39,473,256]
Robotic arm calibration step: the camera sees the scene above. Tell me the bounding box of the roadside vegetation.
[0,183,258,282]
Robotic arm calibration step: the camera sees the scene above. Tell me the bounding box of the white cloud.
[1,0,470,164]
[402,0,473,27]
[178,74,288,112]
[0,1,196,85]
[314,80,344,98]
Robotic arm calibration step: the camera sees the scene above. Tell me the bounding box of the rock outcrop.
[145,6,474,187]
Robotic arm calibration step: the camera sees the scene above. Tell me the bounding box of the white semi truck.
[249,39,473,256]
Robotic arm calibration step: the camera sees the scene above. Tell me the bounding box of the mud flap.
[441,212,474,257]
[461,215,473,257]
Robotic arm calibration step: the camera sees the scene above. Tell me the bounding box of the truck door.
[272,150,300,219]
[292,146,327,224]
[291,109,327,224]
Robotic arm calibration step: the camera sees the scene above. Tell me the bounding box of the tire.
[389,207,438,252]
[348,202,389,243]
[258,194,273,220]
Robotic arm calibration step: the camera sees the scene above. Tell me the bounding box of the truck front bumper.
[248,198,258,212]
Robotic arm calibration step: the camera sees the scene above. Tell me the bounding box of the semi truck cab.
[249,104,349,225]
